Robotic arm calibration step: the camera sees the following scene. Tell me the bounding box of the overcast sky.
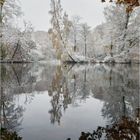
[20,0,109,31]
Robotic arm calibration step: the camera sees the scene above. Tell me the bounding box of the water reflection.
[77,105,140,140]
[0,63,139,140]
[0,64,24,139]
[78,118,139,140]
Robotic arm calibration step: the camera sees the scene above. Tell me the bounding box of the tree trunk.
[0,4,3,38]
[85,36,87,59]
[110,43,113,57]
[0,3,4,61]
[121,12,130,52]
[11,41,20,60]
[59,27,76,62]
[0,4,2,23]
[53,2,76,62]
[74,34,77,52]
[0,4,3,61]
[58,26,76,62]
[84,68,86,83]
[122,96,126,117]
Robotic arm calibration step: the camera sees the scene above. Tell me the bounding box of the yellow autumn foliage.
[102,0,140,12]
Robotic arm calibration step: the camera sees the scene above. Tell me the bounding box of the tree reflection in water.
[0,64,139,139]
[48,64,139,126]
[65,64,139,140]
[48,64,91,125]
[68,108,140,140]
[48,65,73,124]
[0,64,36,140]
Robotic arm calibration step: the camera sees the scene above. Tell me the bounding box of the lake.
[0,63,139,140]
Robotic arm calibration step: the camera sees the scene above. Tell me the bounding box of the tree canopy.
[102,0,140,13]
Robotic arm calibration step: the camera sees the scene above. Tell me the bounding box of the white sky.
[20,0,109,31]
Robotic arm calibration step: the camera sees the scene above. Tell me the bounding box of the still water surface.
[0,63,139,140]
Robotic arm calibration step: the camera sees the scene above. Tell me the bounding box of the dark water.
[0,63,139,140]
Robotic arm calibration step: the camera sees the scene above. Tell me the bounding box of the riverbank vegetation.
[0,0,140,63]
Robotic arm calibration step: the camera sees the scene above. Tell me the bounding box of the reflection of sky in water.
[1,64,139,140]
[15,93,106,140]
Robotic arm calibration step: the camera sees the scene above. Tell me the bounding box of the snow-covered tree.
[0,0,39,62]
[104,4,140,53]
[0,0,22,25]
[102,0,140,13]
[0,0,6,52]
[80,23,91,59]
[63,12,72,44]
[0,0,5,24]
[1,23,36,61]
[48,0,75,62]
[0,0,23,60]
[71,16,81,52]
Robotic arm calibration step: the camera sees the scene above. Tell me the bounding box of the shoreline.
[0,60,33,63]
[0,60,139,64]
